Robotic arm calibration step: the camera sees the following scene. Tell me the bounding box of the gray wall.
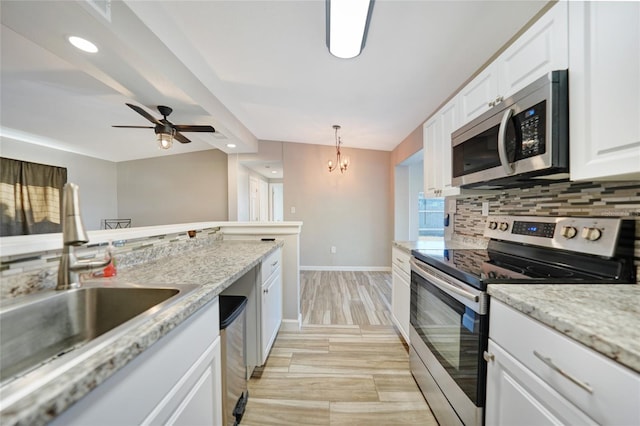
[0,137,118,230]
[282,142,392,269]
[117,150,228,226]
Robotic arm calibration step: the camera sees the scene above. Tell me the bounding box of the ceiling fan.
[113,103,216,149]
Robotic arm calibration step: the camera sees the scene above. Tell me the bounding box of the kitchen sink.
[0,283,199,386]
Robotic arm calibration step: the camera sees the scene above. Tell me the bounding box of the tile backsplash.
[0,228,222,299]
[452,180,640,283]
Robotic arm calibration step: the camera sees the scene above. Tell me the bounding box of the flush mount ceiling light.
[68,36,98,53]
[326,0,375,59]
[328,125,350,173]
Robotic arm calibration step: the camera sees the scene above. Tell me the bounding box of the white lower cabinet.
[391,247,410,343]
[486,299,640,426]
[261,261,282,361]
[261,247,282,363]
[50,298,222,426]
[485,340,595,425]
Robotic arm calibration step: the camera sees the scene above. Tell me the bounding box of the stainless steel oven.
[409,216,635,426]
[410,258,488,426]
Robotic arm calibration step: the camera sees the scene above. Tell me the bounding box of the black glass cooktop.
[412,240,635,291]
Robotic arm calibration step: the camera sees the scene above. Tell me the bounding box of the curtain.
[0,157,68,236]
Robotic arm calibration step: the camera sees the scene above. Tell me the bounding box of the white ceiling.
[0,0,549,163]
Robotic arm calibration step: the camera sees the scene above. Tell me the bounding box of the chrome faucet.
[56,183,112,290]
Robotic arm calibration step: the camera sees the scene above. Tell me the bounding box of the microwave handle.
[498,108,515,175]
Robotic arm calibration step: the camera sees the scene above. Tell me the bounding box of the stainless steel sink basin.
[0,283,199,386]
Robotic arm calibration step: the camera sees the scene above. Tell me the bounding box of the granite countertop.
[0,239,282,426]
[488,284,640,374]
[393,236,488,254]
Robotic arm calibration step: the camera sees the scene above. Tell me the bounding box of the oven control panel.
[484,215,626,257]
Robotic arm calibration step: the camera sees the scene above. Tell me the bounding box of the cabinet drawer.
[261,247,282,283]
[489,299,640,425]
[392,247,411,276]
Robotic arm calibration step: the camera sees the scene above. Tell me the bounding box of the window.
[0,157,67,236]
[418,193,444,238]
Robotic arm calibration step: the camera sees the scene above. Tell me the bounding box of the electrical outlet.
[330,246,337,254]
[290,206,296,214]
[447,199,457,214]
[482,201,489,217]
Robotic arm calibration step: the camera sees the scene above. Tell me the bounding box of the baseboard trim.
[300,266,392,272]
[280,318,301,332]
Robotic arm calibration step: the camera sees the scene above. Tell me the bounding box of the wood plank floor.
[242,271,437,425]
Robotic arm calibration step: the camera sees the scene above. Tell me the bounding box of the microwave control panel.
[516,100,546,158]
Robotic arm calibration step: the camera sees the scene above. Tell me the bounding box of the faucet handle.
[62,183,89,246]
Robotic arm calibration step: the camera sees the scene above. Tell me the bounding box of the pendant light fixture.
[326,0,375,59]
[328,125,350,173]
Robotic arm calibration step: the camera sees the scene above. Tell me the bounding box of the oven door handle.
[410,258,479,303]
[498,108,515,175]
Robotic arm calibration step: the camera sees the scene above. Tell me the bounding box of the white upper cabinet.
[498,1,568,97]
[439,100,461,196]
[568,1,640,181]
[423,115,441,196]
[459,63,499,124]
[424,97,462,198]
[460,2,568,124]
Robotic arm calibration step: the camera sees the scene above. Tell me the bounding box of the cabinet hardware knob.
[483,351,495,362]
[533,350,594,394]
[272,261,278,267]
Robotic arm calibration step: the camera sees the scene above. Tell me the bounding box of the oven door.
[410,257,488,426]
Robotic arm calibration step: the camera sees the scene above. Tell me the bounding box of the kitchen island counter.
[488,284,640,374]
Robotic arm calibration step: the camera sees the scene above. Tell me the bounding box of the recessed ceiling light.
[68,36,98,53]
[271,170,278,174]
[226,143,237,148]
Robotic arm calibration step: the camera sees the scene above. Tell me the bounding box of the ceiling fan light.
[68,36,98,53]
[157,132,173,150]
[327,0,374,59]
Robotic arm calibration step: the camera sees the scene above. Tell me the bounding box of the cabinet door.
[391,268,410,344]
[568,1,640,180]
[164,338,223,426]
[423,117,441,197]
[439,99,461,196]
[459,63,499,124]
[485,340,596,426]
[261,269,282,362]
[499,1,568,98]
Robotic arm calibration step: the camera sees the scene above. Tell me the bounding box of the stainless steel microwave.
[451,70,569,189]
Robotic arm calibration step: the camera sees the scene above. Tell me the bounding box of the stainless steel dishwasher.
[219,295,248,426]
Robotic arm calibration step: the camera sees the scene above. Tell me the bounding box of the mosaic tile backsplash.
[0,228,222,299]
[452,180,640,283]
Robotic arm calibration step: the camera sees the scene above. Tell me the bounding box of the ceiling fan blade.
[112,125,155,129]
[126,103,162,125]
[174,131,191,144]
[172,125,216,133]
